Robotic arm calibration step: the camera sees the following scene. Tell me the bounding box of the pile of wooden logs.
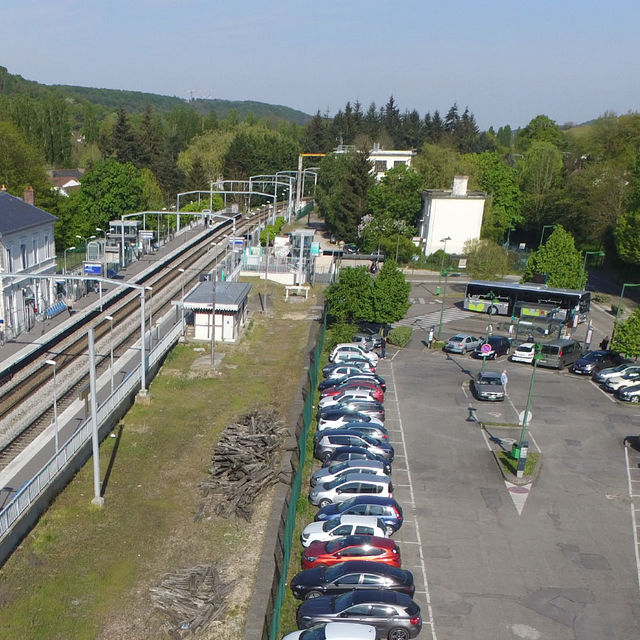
[199,409,287,520]
[149,564,233,637]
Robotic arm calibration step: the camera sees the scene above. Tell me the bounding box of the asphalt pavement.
[374,279,640,640]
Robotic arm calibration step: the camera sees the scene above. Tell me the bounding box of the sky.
[3,0,639,131]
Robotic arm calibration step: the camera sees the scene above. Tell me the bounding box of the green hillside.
[0,66,311,125]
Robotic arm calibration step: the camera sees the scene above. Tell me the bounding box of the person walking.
[501,369,508,393]
[381,337,387,359]
[428,325,435,348]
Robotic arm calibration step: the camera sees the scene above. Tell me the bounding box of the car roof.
[479,371,501,379]
[330,535,395,548]
[328,458,386,469]
[325,472,391,484]
[326,560,407,578]
[487,335,509,343]
[323,622,377,639]
[348,589,412,604]
[515,342,535,348]
[331,515,383,527]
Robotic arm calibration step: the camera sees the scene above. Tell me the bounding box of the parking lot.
[377,279,640,640]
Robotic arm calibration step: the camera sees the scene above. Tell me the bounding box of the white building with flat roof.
[417,176,487,256]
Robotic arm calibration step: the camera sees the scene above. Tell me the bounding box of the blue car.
[315,495,403,536]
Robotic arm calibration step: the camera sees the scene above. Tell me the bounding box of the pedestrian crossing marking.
[395,308,468,329]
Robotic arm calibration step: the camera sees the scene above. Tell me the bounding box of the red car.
[302,535,401,570]
[321,383,384,403]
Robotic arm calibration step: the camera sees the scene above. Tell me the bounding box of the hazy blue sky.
[3,0,639,130]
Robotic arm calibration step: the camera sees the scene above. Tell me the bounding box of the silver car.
[444,334,483,354]
[311,459,390,487]
[471,371,505,401]
[309,473,394,508]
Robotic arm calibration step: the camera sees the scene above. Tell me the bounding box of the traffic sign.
[481,343,492,355]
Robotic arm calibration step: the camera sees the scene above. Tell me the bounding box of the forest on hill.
[0,64,639,275]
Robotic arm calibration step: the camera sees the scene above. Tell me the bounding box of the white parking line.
[589,379,616,403]
[389,364,438,639]
[624,445,640,593]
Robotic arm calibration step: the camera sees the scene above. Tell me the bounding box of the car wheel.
[385,524,395,536]
[632,396,640,403]
[305,590,323,599]
[321,452,331,463]
[318,498,332,508]
[388,628,410,640]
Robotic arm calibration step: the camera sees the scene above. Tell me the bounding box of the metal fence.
[268,311,326,640]
[295,202,314,221]
[0,320,182,540]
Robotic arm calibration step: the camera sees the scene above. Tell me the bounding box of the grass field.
[0,282,320,640]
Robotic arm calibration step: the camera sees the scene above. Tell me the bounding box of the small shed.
[183,281,251,342]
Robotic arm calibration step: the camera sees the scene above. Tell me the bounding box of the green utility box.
[435,286,441,295]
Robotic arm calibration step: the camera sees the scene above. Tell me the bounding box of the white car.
[330,344,379,366]
[510,342,536,364]
[300,515,388,547]
[318,390,379,409]
[311,459,390,487]
[603,369,640,392]
[282,622,376,640]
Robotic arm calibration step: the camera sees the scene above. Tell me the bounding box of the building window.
[20,244,27,269]
[44,235,50,259]
[394,160,406,168]
[33,237,38,264]
[374,160,387,174]
[6,248,12,272]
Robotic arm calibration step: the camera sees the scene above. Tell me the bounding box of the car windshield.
[337,497,357,511]
[517,345,533,352]
[300,626,329,640]
[450,336,463,343]
[324,564,347,581]
[326,538,350,553]
[479,376,501,385]
[582,351,600,362]
[614,364,629,372]
[333,591,356,611]
[322,518,340,532]
[327,462,349,474]
[327,476,351,489]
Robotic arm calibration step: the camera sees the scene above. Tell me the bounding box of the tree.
[611,309,640,358]
[186,155,208,191]
[464,239,509,279]
[412,144,461,189]
[304,111,332,153]
[614,210,640,265]
[325,266,373,324]
[522,226,585,288]
[112,107,138,164]
[370,259,411,323]
[367,164,423,228]
[0,119,48,192]
[515,115,565,151]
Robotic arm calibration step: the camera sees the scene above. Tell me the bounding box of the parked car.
[319,373,386,392]
[570,350,622,375]
[301,535,401,570]
[301,515,388,547]
[319,390,381,410]
[343,243,358,254]
[616,383,640,403]
[317,401,385,423]
[537,338,582,369]
[444,334,483,354]
[603,368,640,392]
[593,363,638,384]
[323,364,372,380]
[510,342,536,364]
[330,344,379,365]
[353,333,381,349]
[323,360,375,377]
[321,447,392,471]
[296,590,422,639]
[312,459,391,487]
[282,622,376,640]
[471,371,505,402]
[315,496,403,536]
[314,431,394,463]
[318,411,383,430]
[473,335,511,359]
[321,382,384,401]
[290,561,415,600]
[309,473,394,508]
[315,423,389,444]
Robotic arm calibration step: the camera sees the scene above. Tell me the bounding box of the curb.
[490,447,543,486]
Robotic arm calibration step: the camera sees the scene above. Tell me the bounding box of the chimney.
[23,186,35,205]
[452,176,468,197]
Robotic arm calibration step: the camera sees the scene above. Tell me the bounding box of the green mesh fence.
[269,311,326,640]
[295,201,314,220]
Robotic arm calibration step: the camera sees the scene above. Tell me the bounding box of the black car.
[296,590,422,639]
[314,423,389,445]
[473,335,511,359]
[316,496,403,535]
[317,401,385,423]
[570,350,621,375]
[322,447,392,473]
[290,561,415,600]
[318,373,387,392]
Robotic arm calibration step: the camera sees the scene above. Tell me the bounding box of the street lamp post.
[516,343,542,478]
[178,268,185,335]
[538,225,556,249]
[437,236,451,292]
[45,359,59,456]
[146,286,153,349]
[210,264,217,369]
[581,250,605,287]
[105,315,114,395]
[505,227,515,248]
[481,292,497,374]
[437,267,451,340]
[63,246,76,274]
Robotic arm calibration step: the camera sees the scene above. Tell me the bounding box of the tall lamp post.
[613,282,640,339]
[437,267,452,340]
[45,359,59,456]
[178,268,185,335]
[146,286,153,349]
[505,227,515,248]
[210,262,217,369]
[581,250,605,287]
[516,343,542,478]
[63,246,76,274]
[480,291,497,374]
[437,236,451,293]
[105,315,115,395]
[538,225,556,249]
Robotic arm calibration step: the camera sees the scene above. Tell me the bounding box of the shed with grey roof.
[182,281,251,342]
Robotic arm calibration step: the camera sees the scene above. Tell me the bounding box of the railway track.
[0,208,274,470]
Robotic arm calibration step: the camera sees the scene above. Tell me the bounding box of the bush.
[611,303,625,316]
[324,322,359,353]
[592,292,610,304]
[387,327,412,347]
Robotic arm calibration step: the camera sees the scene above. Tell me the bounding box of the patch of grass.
[0,281,320,639]
[497,451,539,476]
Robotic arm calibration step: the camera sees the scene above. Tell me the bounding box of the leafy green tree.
[325,266,373,324]
[0,119,48,191]
[178,129,235,182]
[186,155,208,191]
[112,107,138,164]
[412,144,462,189]
[368,164,423,228]
[464,239,509,279]
[82,102,100,144]
[522,226,585,288]
[515,115,565,151]
[611,309,640,358]
[371,259,411,323]
[140,168,165,211]
[614,210,640,265]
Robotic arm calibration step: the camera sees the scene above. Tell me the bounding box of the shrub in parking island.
[387,326,412,347]
[611,308,640,358]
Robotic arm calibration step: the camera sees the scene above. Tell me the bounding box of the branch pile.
[149,564,233,637]
[199,408,287,520]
